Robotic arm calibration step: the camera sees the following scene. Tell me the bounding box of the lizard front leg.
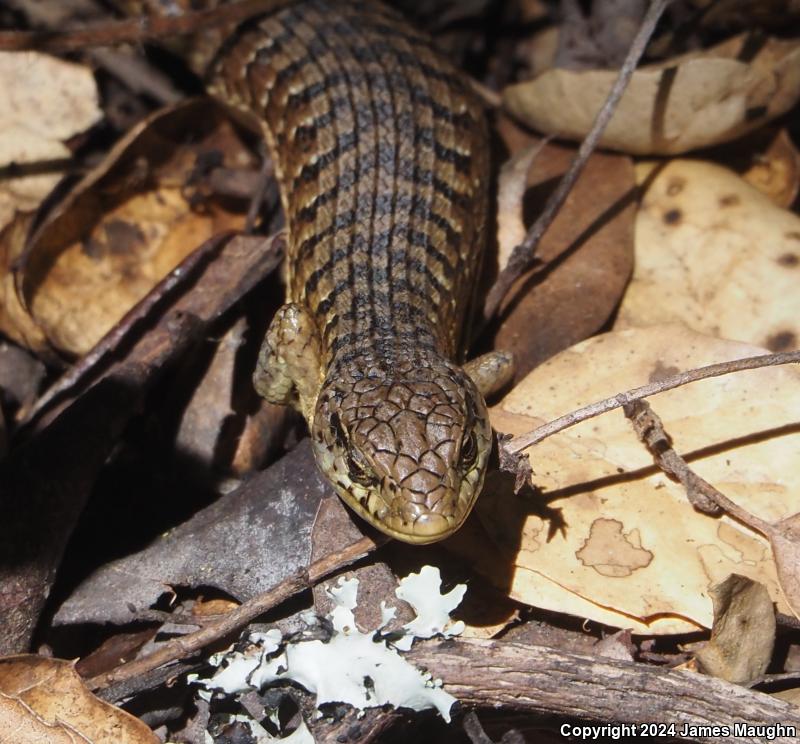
[464,350,515,398]
[253,302,323,424]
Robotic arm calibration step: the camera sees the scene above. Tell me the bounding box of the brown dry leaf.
[55,441,329,626]
[174,315,248,472]
[482,324,800,633]
[0,52,101,233]
[742,129,800,209]
[0,341,45,423]
[493,139,635,379]
[0,695,83,744]
[693,0,800,30]
[769,513,800,619]
[0,213,50,354]
[0,655,157,744]
[193,598,240,617]
[615,159,800,353]
[503,34,800,155]
[694,574,776,684]
[2,99,254,356]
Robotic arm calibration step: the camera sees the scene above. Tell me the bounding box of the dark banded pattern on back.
[209,0,488,369]
[212,0,493,544]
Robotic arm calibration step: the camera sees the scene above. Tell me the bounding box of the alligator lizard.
[210,0,506,543]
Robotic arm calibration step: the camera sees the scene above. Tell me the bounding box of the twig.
[86,534,382,692]
[244,152,276,234]
[20,231,237,433]
[408,638,800,743]
[482,0,672,321]
[506,350,800,454]
[0,233,285,654]
[624,400,776,539]
[624,399,721,515]
[90,48,183,105]
[0,0,290,52]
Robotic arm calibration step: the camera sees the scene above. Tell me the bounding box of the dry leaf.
[0,52,101,232]
[0,655,157,744]
[0,341,44,423]
[769,513,800,620]
[694,574,776,684]
[174,315,248,473]
[2,99,254,356]
[593,629,636,661]
[494,139,635,379]
[55,441,328,626]
[0,213,48,352]
[693,0,800,30]
[616,159,800,353]
[0,695,82,744]
[503,34,800,155]
[742,129,800,209]
[773,687,800,707]
[481,325,800,633]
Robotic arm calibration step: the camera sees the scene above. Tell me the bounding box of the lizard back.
[210,0,489,367]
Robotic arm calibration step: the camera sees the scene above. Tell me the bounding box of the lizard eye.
[329,413,377,487]
[347,448,377,487]
[460,429,478,469]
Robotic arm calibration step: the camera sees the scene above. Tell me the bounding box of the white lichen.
[199,567,466,724]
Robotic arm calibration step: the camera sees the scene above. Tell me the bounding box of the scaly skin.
[210,0,491,543]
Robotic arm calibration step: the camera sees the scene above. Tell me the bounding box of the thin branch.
[483,0,672,322]
[624,399,774,535]
[86,534,382,692]
[21,231,237,432]
[408,638,800,742]
[624,399,722,515]
[506,350,800,454]
[0,0,290,52]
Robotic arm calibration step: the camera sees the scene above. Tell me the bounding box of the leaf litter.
[0,0,799,740]
[484,325,800,633]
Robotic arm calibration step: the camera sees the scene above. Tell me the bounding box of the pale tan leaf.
[495,144,541,266]
[616,159,800,353]
[773,687,800,707]
[0,694,87,744]
[0,52,101,232]
[479,325,800,633]
[6,99,253,356]
[503,35,800,155]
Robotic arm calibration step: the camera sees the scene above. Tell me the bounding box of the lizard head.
[310,354,492,544]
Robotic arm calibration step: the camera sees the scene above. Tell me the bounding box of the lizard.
[209,0,510,543]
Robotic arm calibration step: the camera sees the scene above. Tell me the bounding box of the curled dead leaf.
[0,655,157,743]
[503,34,800,155]
[694,574,776,684]
[3,99,255,356]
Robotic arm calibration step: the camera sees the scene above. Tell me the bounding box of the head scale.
[311,355,491,544]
